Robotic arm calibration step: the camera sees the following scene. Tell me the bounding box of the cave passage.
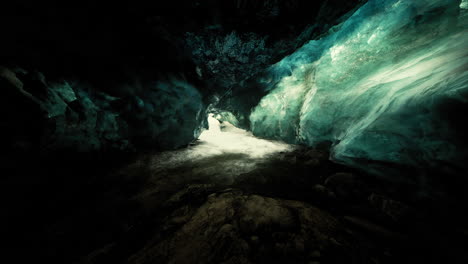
[3,0,468,263]
[198,113,293,158]
[147,113,294,183]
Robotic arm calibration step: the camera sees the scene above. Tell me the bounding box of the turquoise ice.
[250,0,468,173]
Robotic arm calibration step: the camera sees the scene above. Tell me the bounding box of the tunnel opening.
[196,112,293,159]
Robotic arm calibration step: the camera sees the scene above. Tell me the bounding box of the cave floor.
[7,120,468,264]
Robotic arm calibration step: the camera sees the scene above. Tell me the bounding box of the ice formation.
[5,72,207,153]
[250,0,468,173]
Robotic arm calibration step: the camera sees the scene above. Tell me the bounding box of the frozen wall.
[0,68,206,155]
[250,0,468,173]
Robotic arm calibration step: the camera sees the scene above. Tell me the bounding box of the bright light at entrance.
[198,114,292,158]
[148,113,294,180]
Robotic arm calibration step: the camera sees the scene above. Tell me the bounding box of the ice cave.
[2,0,468,263]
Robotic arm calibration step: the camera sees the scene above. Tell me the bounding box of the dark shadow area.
[3,145,468,263]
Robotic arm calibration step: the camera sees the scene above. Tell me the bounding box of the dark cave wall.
[0,67,206,160]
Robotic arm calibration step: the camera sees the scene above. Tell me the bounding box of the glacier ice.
[129,79,206,149]
[213,111,240,127]
[250,0,468,174]
[2,69,206,153]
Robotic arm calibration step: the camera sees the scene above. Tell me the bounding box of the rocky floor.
[4,120,468,264]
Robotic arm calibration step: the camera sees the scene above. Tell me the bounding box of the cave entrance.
[206,113,222,133]
[149,113,293,181]
[196,113,292,158]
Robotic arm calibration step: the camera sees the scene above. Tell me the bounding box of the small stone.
[218,224,234,234]
[310,250,321,258]
[324,172,355,187]
[312,184,327,193]
[275,242,288,253]
[324,173,357,198]
[305,158,320,167]
[312,184,336,201]
[368,193,411,222]
[305,149,327,160]
[294,238,305,252]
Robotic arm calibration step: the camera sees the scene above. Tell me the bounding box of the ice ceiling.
[249,0,468,174]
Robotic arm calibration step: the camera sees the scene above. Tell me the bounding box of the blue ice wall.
[1,70,206,153]
[250,0,468,173]
[125,79,206,149]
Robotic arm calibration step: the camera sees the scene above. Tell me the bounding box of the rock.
[311,184,336,201]
[128,190,356,264]
[304,158,320,167]
[325,172,355,186]
[324,173,360,198]
[344,216,407,241]
[368,193,412,222]
[250,235,259,245]
[304,149,328,161]
[309,250,321,258]
[238,194,296,234]
[312,184,327,193]
[167,184,214,205]
[1,66,24,90]
[294,238,305,252]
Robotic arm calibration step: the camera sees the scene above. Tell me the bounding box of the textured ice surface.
[128,79,206,149]
[39,81,132,152]
[250,0,468,172]
[24,76,205,152]
[214,111,240,127]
